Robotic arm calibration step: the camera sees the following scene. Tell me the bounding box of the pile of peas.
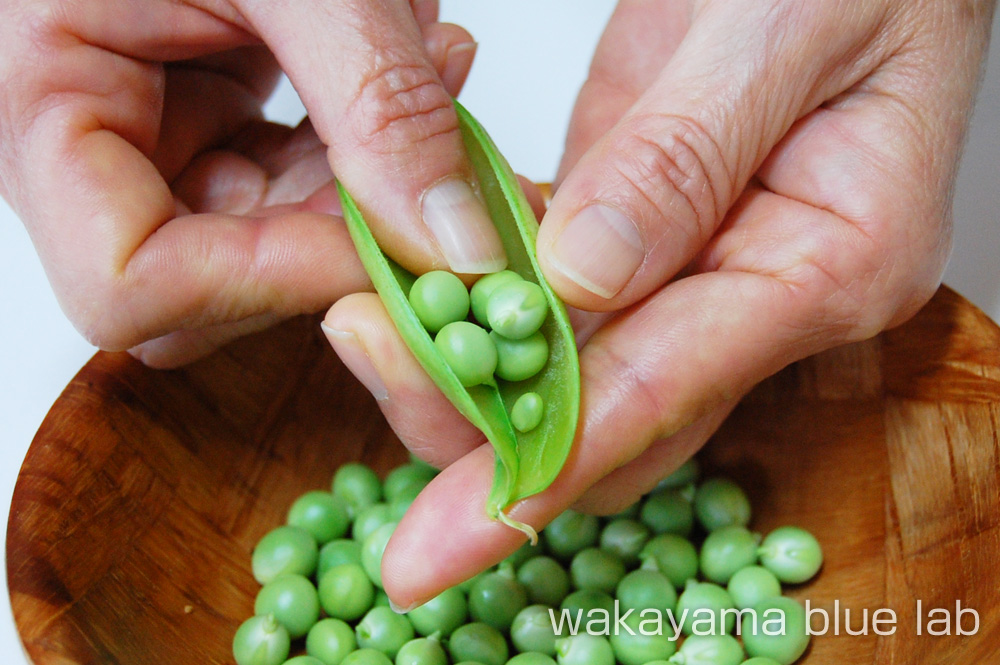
[410,270,551,433]
[233,457,823,665]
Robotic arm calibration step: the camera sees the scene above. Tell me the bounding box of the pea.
[406,586,468,637]
[318,539,363,580]
[741,596,809,665]
[361,521,397,588]
[318,562,375,621]
[741,659,783,665]
[352,502,395,543]
[726,566,782,611]
[408,270,470,334]
[332,463,383,516]
[284,656,327,665]
[254,574,320,639]
[487,280,548,340]
[516,556,571,607]
[615,568,677,614]
[504,538,542,569]
[340,648,393,665]
[544,510,600,561]
[252,525,319,584]
[638,534,699,588]
[395,635,449,665]
[287,491,351,545]
[569,547,626,594]
[470,270,523,326]
[506,654,557,665]
[435,321,498,387]
[510,604,561,655]
[387,483,422,521]
[608,613,677,665]
[559,589,615,618]
[693,478,751,532]
[554,634,614,665]
[599,518,651,567]
[699,525,761,585]
[468,563,528,631]
[670,634,744,665]
[383,463,437,502]
[232,614,290,665]
[355,606,415,660]
[653,458,700,491]
[306,618,356,665]
[675,580,737,636]
[757,526,823,584]
[640,489,694,537]
[492,331,549,382]
[448,623,509,665]
[510,392,545,433]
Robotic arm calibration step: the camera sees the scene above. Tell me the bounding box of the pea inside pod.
[336,100,580,539]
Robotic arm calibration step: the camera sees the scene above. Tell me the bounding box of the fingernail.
[422,179,507,274]
[388,598,419,614]
[441,41,477,94]
[321,323,389,401]
[548,204,644,299]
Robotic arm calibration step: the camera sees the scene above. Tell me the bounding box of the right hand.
[0,0,505,367]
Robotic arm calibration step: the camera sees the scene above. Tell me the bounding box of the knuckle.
[347,53,457,154]
[611,114,732,244]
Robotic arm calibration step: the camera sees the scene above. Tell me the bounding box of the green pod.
[336,100,580,540]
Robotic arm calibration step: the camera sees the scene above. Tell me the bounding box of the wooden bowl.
[7,286,1000,664]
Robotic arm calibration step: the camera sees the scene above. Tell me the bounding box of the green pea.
[599,518,651,567]
[487,280,548,340]
[510,604,561,655]
[337,102,580,540]
[374,589,391,607]
[554,634,614,665]
[699,525,761,585]
[653,458,700,491]
[740,659,783,665]
[675,580,737,636]
[726,566,782,611]
[640,490,694,537]
[233,614,290,665]
[409,270,470,334]
[395,635,449,665]
[435,321,498,387]
[332,463,383,516]
[492,330,549,382]
[468,562,528,631]
[605,500,641,521]
[407,586,468,637]
[252,525,319,584]
[288,491,351,545]
[559,589,615,618]
[383,463,437,502]
[340,648,393,665]
[741,596,809,665]
[693,478,751,532]
[318,563,375,621]
[608,613,677,665]
[569,547,625,594]
[615,568,677,614]
[639,534,699,588]
[471,270,523,326]
[318,539,363,580]
[355,606,415,660]
[284,656,327,665]
[506,654,558,665]
[517,555,571,607]
[448,623,509,665]
[359,521,397,588]
[757,526,823,584]
[388,483,423,521]
[511,392,545,432]
[544,510,600,561]
[669,634,744,665]
[352,503,395,543]
[254,574,320,639]
[306,618,356,665]
[504,538,542,569]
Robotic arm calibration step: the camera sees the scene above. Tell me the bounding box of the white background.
[2,3,997,662]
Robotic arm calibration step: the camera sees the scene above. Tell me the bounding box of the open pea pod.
[335,100,580,540]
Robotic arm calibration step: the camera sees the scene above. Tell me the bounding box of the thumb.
[238,0,506,275]
[537,0,880,308]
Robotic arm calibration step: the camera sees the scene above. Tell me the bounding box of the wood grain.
[6,286,1000,664]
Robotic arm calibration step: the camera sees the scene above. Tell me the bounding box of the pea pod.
[336,101,580,540]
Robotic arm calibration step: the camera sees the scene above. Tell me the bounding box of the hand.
[0,0,505,368]
[324,0,996,608]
